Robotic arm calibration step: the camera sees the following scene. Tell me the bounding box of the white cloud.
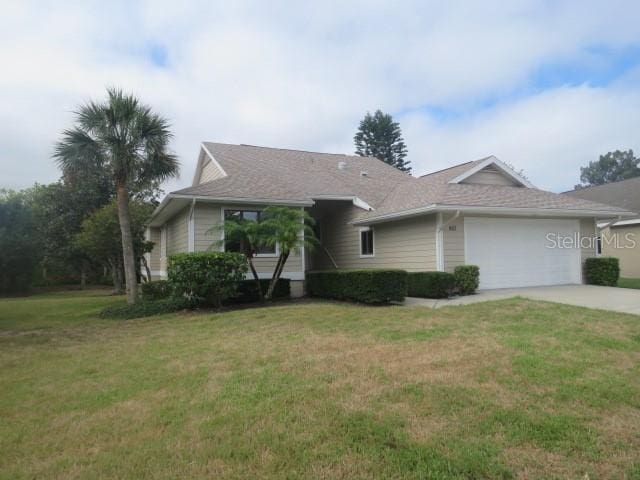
[1,0,640,193]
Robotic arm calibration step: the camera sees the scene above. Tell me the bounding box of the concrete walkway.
[403,284,640,315]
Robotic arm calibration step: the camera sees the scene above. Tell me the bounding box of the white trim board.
[191,144,228,186]
[448,156,535,188]
[352,204,634,226]
[246,272,305,281]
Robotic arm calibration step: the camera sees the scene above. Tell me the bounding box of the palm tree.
[260,207,318,299]
[54,88,179,304]
[211,216,265,299]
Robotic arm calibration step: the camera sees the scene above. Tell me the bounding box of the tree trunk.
[115,182,138,304]
[265,251,289,300]
[141,255,152,283]
[247,255,263,300]
[80,261,87,289]
[110,260,124,294]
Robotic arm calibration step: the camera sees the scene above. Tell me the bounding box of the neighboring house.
[147,142,634,294]
[564,178,640,278]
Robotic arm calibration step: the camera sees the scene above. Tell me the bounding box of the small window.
[596,236,602,256]
[224,209,276,256]
[360,228,374,257]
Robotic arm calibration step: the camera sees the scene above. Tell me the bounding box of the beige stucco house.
[565,177,640,278]
[147,143,634,295]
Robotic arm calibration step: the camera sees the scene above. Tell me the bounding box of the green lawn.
[619,277,640,289]
[1,291,639,479]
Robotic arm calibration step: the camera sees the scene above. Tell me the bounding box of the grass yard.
[1,291,639,479]
[619,277,640,290]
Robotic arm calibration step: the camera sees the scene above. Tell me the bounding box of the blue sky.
[2,0,640,193]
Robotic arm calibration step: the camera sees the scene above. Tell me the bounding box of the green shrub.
[454,265,480,295]
[407,271,455,298]
[231,279,291,303]
[585,257,620,286]
[306,269,407,304]
[168,252,247,307]
[100,297,195,320]
[141,280,172,301]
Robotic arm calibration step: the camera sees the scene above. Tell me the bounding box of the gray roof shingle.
[172,143,633,221]
[563,177,640,220]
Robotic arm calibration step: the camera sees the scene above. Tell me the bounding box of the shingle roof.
[563,177,640,220]
[171,143,633,222]
[173,142,410,206]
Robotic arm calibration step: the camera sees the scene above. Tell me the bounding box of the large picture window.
[224,209,277,255]
[360,228,374,257]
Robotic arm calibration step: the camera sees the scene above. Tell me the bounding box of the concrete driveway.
[403,284,640,315]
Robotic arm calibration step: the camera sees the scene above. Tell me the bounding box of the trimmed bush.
[231,279,291,303]
[407,272,455,299]
[454,265,480,295]
[168,252,247,307]
[585,257,620,286]
[100,297,196,320]
[141,280,172,301]
[306,269,407,304]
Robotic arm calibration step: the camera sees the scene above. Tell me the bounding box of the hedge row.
[141,278,291,304]
[230,279,291,303]
[406,266,480,299]
[306,269,407,304]
[407,272,455,298]
[453,265,480,295]
[585,257,620,286]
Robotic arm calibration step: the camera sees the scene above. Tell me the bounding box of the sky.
[2,0,640,194]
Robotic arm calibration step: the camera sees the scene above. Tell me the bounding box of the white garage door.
[464,217,582,290]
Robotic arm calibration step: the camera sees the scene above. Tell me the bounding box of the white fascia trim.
[600,218,640,227]
[201,143,228,179]
[351,205,438,225]
[311,195,374,211]
[448,156,536,189]
[171,194,314,207]
[246,272,305,281]
[437,204,636,218]
[191,149,205,186]
[191,145,229,186]
[353,204,635,226]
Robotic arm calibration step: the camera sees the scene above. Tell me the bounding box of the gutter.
[351,204,636,226]
[598,216,623,230]
[150,193,314,223]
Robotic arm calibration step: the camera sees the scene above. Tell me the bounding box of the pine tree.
[354,110,411,173]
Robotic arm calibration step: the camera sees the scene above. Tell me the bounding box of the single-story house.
[564,177,640,278]
[147,142,634,295]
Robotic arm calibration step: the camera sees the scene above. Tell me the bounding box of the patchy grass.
[1,290,639,479]
[619,277,640,290]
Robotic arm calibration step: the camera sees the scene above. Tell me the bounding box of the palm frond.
[53,87,179,193]
[53,127,104,177]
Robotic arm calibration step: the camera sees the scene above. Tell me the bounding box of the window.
[360,228,374,257]
[596,236,602,256]
[224,209,277,256]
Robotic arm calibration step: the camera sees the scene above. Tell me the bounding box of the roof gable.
[447,156,535,188]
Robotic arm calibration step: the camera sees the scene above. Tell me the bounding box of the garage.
[464,217,582,290]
